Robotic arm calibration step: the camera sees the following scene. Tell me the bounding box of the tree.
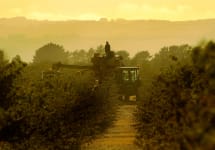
[33,43,69,63]
[67,45,106,65]
[95,45,105,55]
[116,50,130,65]
[0,58,118,149]
[0,52,26,108]
[135,41,215,150]
[0,50,7,67]
[0,50,3,62]
[69,49,90,65]
[131,51,151,66]
[151,44,192,73]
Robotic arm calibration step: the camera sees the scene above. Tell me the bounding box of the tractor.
[43,42,140,101]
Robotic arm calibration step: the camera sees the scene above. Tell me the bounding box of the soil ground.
[82,104,140,150]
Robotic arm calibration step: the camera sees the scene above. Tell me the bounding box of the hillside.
[0,17,215,61]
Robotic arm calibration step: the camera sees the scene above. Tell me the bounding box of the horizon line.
[1,16,215,22]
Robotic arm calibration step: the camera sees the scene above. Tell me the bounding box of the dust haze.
[1,17,215,61]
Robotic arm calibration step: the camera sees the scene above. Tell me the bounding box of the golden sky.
[0,0,215,20]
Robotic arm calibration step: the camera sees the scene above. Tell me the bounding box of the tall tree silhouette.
[131,51,151,66]
[116,50,130,65]
[33,43,69,63]
[0,52,26,108]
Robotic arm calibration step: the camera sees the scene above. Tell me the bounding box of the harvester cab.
[116,67,140,101]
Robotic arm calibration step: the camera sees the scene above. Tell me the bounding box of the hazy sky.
[0,0,214,20]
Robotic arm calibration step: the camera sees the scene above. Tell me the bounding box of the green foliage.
[68,45,106,65]
[33,43,69,64]
[137,45,192,101]
[116,50,130,65]
[131,51,151,66]
[0,50,4,63]
[135,42,215,150]
[0,60,118,149]
[0,50,8,69]
[0,53,27,109]
[69,49,90,65]
[151,45,192,72]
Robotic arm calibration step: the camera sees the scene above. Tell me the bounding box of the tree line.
[135,41,215,150]
[1,41,215,149]
[0,45,119,149]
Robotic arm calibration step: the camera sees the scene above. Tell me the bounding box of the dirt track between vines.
[82,104,140,150]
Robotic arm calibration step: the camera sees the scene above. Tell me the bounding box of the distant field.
[0,17,215,61]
